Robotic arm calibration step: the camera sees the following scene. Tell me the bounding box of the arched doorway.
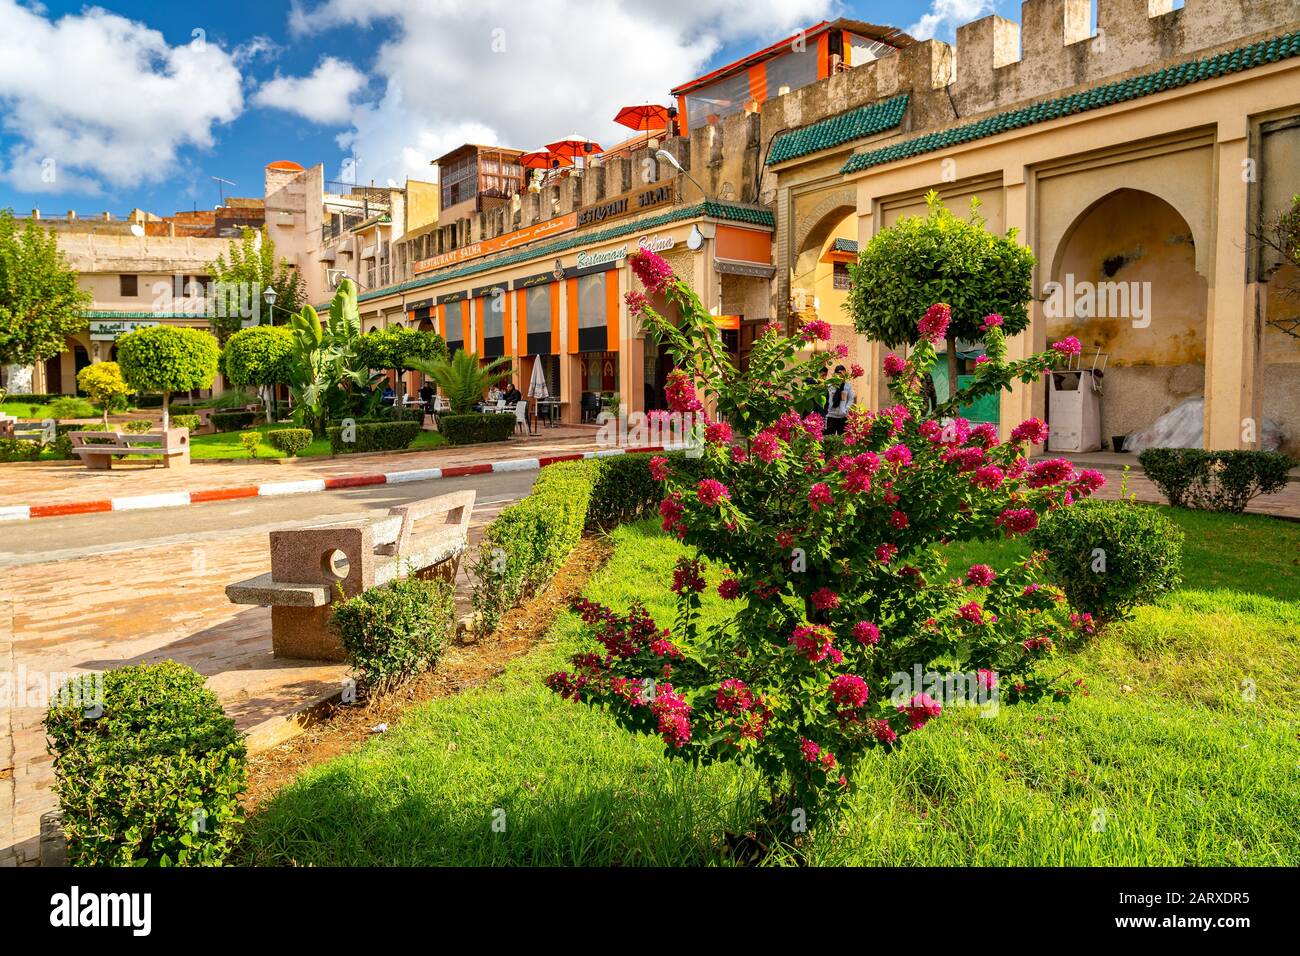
[1048,188,1208,450]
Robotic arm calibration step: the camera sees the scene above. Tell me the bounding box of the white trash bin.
[1047,369,1101,453]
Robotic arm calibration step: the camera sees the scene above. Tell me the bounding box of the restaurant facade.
[350,176,775,424]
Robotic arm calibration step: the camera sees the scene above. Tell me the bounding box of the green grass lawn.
[244,508,1300,866]
[189,424,446,460]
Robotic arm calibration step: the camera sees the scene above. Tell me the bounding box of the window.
[577,273,607,329]
[440,153,477,210]
[526,284,552,336]
[481,291,505,338]
[685,70,751,131]
[444,300,464,346]
[119,274,138,296]
[833,262,852,291]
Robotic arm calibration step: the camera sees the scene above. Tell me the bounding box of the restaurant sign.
[574,232,678,270]
[89,320,160,341]
[413,212,578,275]
[576,182,675,229]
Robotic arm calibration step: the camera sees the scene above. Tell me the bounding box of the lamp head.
[655,149,684,172]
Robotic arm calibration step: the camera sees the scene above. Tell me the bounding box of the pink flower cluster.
[799,319,832,343]
[651,683,692,748]
[918,303,952,343]
[995,507,1039,537]
[883,354,907,377]
[716,677,754,715]
[966,564,997,587]
[718,577,742,600]
[853,620,881,645]
[1010,417,1050,445]
[979,313,1004,332]
[807,482,833,511]
[898,692,943,730]
[696,478,731,507]
[799,738,838,770]
[829,674,869,709]
[1051,336,1082,357]
[629,248,674,295]
[790,623,841,664]
[649,455,670,481]
[671,557,706,594]
[625,290,649,317]
[811,587,840,610]
[704,420,732,445]
[664,369,703,413]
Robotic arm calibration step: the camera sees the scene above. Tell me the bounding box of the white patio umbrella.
[527,356,550,431]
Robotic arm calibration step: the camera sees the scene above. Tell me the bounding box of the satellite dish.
[129,223,145,237]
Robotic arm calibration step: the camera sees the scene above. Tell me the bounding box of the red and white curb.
[0,446,673,522]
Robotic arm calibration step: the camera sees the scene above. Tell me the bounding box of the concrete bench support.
[226,490,475,661]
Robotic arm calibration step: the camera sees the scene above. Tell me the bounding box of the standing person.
[825,365,854,435]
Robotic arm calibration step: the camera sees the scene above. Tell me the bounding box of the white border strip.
[258,479,328,497]
[490,457,541,473]
[384,467,442,484]
[0,505,31,522]
[112,491,193,512]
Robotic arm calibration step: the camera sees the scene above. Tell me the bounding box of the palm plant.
[286,279,383,436]
[407,349,513,415]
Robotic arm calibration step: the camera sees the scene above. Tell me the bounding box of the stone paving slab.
[0,496,508,867]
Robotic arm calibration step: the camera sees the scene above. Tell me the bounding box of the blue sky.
[0,0,1008,216]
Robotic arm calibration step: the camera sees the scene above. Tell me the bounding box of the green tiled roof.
[767,94,909,166]
[82,310,206,319]
[830,238,858,254]
[842,30,1300,175]
[347,200,775,306]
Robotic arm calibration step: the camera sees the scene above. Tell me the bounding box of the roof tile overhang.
[767,94,909,166]
[841,29,1300,176]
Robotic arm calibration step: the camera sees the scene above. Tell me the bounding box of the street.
[0,469,538,567]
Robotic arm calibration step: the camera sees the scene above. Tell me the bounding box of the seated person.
[419,381,436,406]
[503,382,523,405]
[487,384,503,403]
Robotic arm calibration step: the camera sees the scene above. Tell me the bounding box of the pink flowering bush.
[546,248,1102,827]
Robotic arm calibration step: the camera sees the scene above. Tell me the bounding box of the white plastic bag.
[1123,396,1285,452]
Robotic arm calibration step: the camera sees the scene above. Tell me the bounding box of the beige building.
[757,0,1300,454]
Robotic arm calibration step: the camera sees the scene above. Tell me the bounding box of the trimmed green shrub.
[0,437,40,461]
[472,460,596,635]
[440,412,516,445]
[1139,448,1295,513]
[172,414,200,433]
[116,325,220,428]
[266,427,312,457]
[45,661,247,866]
[326,420,421,454]
[211,410,257,432]
[331,577,456,695]
[240,432,260,457]
[133,394,165,408]
[586,452,664,527]
[123,419,154,434]
[1029,499,1183,626]
[48,396,96,419]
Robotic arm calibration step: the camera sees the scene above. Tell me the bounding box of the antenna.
[211,176,236,206]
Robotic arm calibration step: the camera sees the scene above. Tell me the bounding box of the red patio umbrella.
[518,149,571,169]
[614,104,671,132]
[545,134,604,161]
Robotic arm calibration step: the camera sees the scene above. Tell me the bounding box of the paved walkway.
[0,477,517,867]
[0,424,603,511]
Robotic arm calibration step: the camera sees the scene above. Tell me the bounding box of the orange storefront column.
[475,298,486,357]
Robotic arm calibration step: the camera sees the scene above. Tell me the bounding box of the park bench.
[69,427,190,469]
[225,489,475,661]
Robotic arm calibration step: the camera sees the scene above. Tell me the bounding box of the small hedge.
[326,420,422,455]
[472,460,596,634]
[0,437,41,462]
[173,414,201,433]
[440,412,517,446]
[0,392,71,404]
[1029,499,1183,626]
[45,661,247,866]
[470,451,702,634]
[123,419,154,433]
[211,410,257,432]
[331,577,456,695]
[266,428,313,457]
[1139,448,1295,513]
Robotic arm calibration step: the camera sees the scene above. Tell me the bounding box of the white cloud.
[909,0,996,41]
[0,0,244,195]
[291,0,835,186]
[254,56,367,125]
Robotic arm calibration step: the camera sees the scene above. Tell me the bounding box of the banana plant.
[286,279,383,436]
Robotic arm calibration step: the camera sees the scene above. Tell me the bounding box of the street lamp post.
[655,149,709,200]
[262,285,278,325]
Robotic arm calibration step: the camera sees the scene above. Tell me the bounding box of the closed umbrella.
[528,357,550,431]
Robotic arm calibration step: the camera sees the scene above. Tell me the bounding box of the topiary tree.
[116,325,220,430]
[848,191,1036,394]
[222,325,294,421]
[406,348,512,415]
[0,208,91,375]
[354,325,447,415]
[76,361,130,427]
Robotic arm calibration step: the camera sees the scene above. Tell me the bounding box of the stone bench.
[225,489,475,661]
[69,428,190,469]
